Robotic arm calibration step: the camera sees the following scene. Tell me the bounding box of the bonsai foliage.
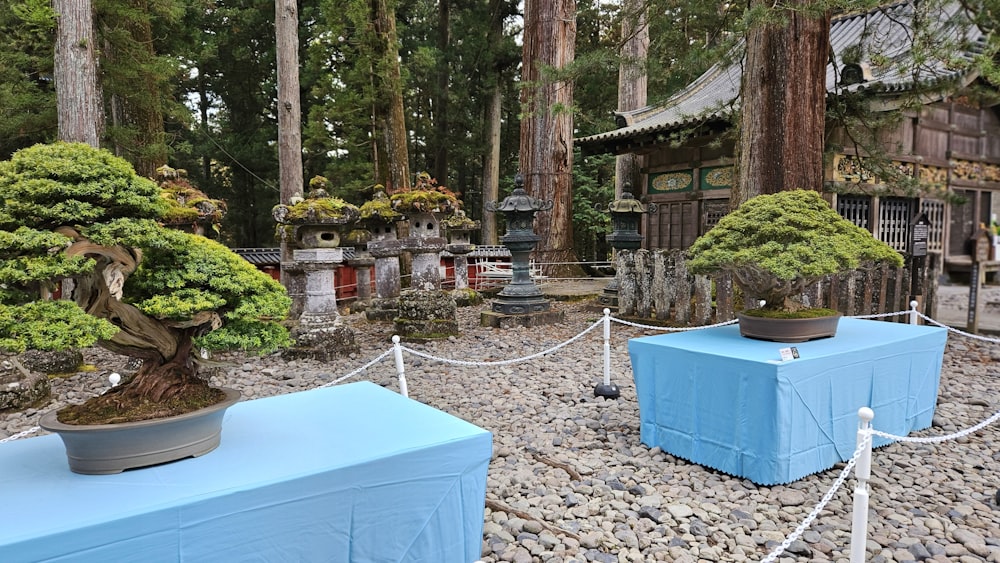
[0,142,290,422]
[687,190,903,312]
[389,172,461,213]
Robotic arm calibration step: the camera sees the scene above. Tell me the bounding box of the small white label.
[779,347,799,362]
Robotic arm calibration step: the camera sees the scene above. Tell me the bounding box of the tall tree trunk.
[432,0,450,184]
[276,0,303,288]
[372,0,410,191]
[520,0,581,277]
[481,82,502,245]
[276,0,303,204]
[54,0,103,146]
[615,0,648,199]
[733,1,830,208]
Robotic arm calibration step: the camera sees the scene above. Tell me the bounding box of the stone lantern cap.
[486,174,553,213]
[608,191,648,213]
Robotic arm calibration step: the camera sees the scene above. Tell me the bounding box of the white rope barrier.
[609,316,738,331]
[398,318,603,367]
[872,408,1000,444]
[319,348,393,388]
[0,426,40,444]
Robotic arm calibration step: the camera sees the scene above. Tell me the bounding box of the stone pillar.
[447,243,474,290]
[407,235,447,290]
[366,239,404,321]
[282,248,358,360]
[348,254,375,305]
[294,248,342,327]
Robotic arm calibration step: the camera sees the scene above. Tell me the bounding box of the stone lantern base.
[480,309,565,329]
[365,297,400,322]
[393,290,458,340]
[282,322,359,361]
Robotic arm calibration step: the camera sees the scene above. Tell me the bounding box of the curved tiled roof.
[577,1,985,149]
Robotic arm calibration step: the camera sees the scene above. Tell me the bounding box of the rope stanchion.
[594,308,620,399]
[849,408,875,563]
[910,300,919,325]
[392,335,408,398]
[760,433,870,563]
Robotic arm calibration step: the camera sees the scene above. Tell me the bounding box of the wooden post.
[967,228,991,333]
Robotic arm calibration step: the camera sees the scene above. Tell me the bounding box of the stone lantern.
[272,187,360,359]
[599,183,656,307]
[481,173,564,328]
[360,191,405,321]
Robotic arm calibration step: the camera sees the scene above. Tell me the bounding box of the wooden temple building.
[576,1,1000,278]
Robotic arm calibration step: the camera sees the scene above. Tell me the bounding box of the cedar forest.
[1,0,999,264]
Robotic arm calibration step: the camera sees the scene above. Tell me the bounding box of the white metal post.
[909,300,919,325]
[593,308,620,399]
[392,335,408,398]
[850,407,875,563]
[603,308,612,387]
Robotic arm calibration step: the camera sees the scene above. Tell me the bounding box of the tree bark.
[54,0,103,146]
[615,0,648,198]
[520,0,581,276]
[372,0,411,191]
[481,82,502,245]
[276,0,304,205]
[276,0,303,288]
[733,1,830,208]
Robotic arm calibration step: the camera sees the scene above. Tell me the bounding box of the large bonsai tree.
[687,189,904,312]
[0,142,290,423]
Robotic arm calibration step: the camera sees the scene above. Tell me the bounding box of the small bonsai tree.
[0,142,290,424]
[687,189,904,314]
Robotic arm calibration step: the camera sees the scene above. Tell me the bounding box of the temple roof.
[576,1,986,154]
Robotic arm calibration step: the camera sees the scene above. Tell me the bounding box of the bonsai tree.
[0,142,290,424]
[687,189,904,314]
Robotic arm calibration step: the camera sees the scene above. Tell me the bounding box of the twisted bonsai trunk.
[56,230,224,424]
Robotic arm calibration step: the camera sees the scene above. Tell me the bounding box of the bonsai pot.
[737,312,842,343]
[39,388,241,475]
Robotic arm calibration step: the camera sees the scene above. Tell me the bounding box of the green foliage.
[124,229,291,332]
[688,190,903,280]
[0,143,290,356]
[571,150,614,261]
[0,301,118,353]
[0,142,167,230]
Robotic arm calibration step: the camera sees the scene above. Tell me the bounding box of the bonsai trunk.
[57,234,225,424]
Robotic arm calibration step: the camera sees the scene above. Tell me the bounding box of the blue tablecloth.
[0,381,491,562]
[628,318,947,485]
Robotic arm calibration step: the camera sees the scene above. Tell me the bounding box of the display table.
[0,381,491,562]
[628,318,947,485]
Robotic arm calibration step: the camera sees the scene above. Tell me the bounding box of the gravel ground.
[3,299,999,563]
